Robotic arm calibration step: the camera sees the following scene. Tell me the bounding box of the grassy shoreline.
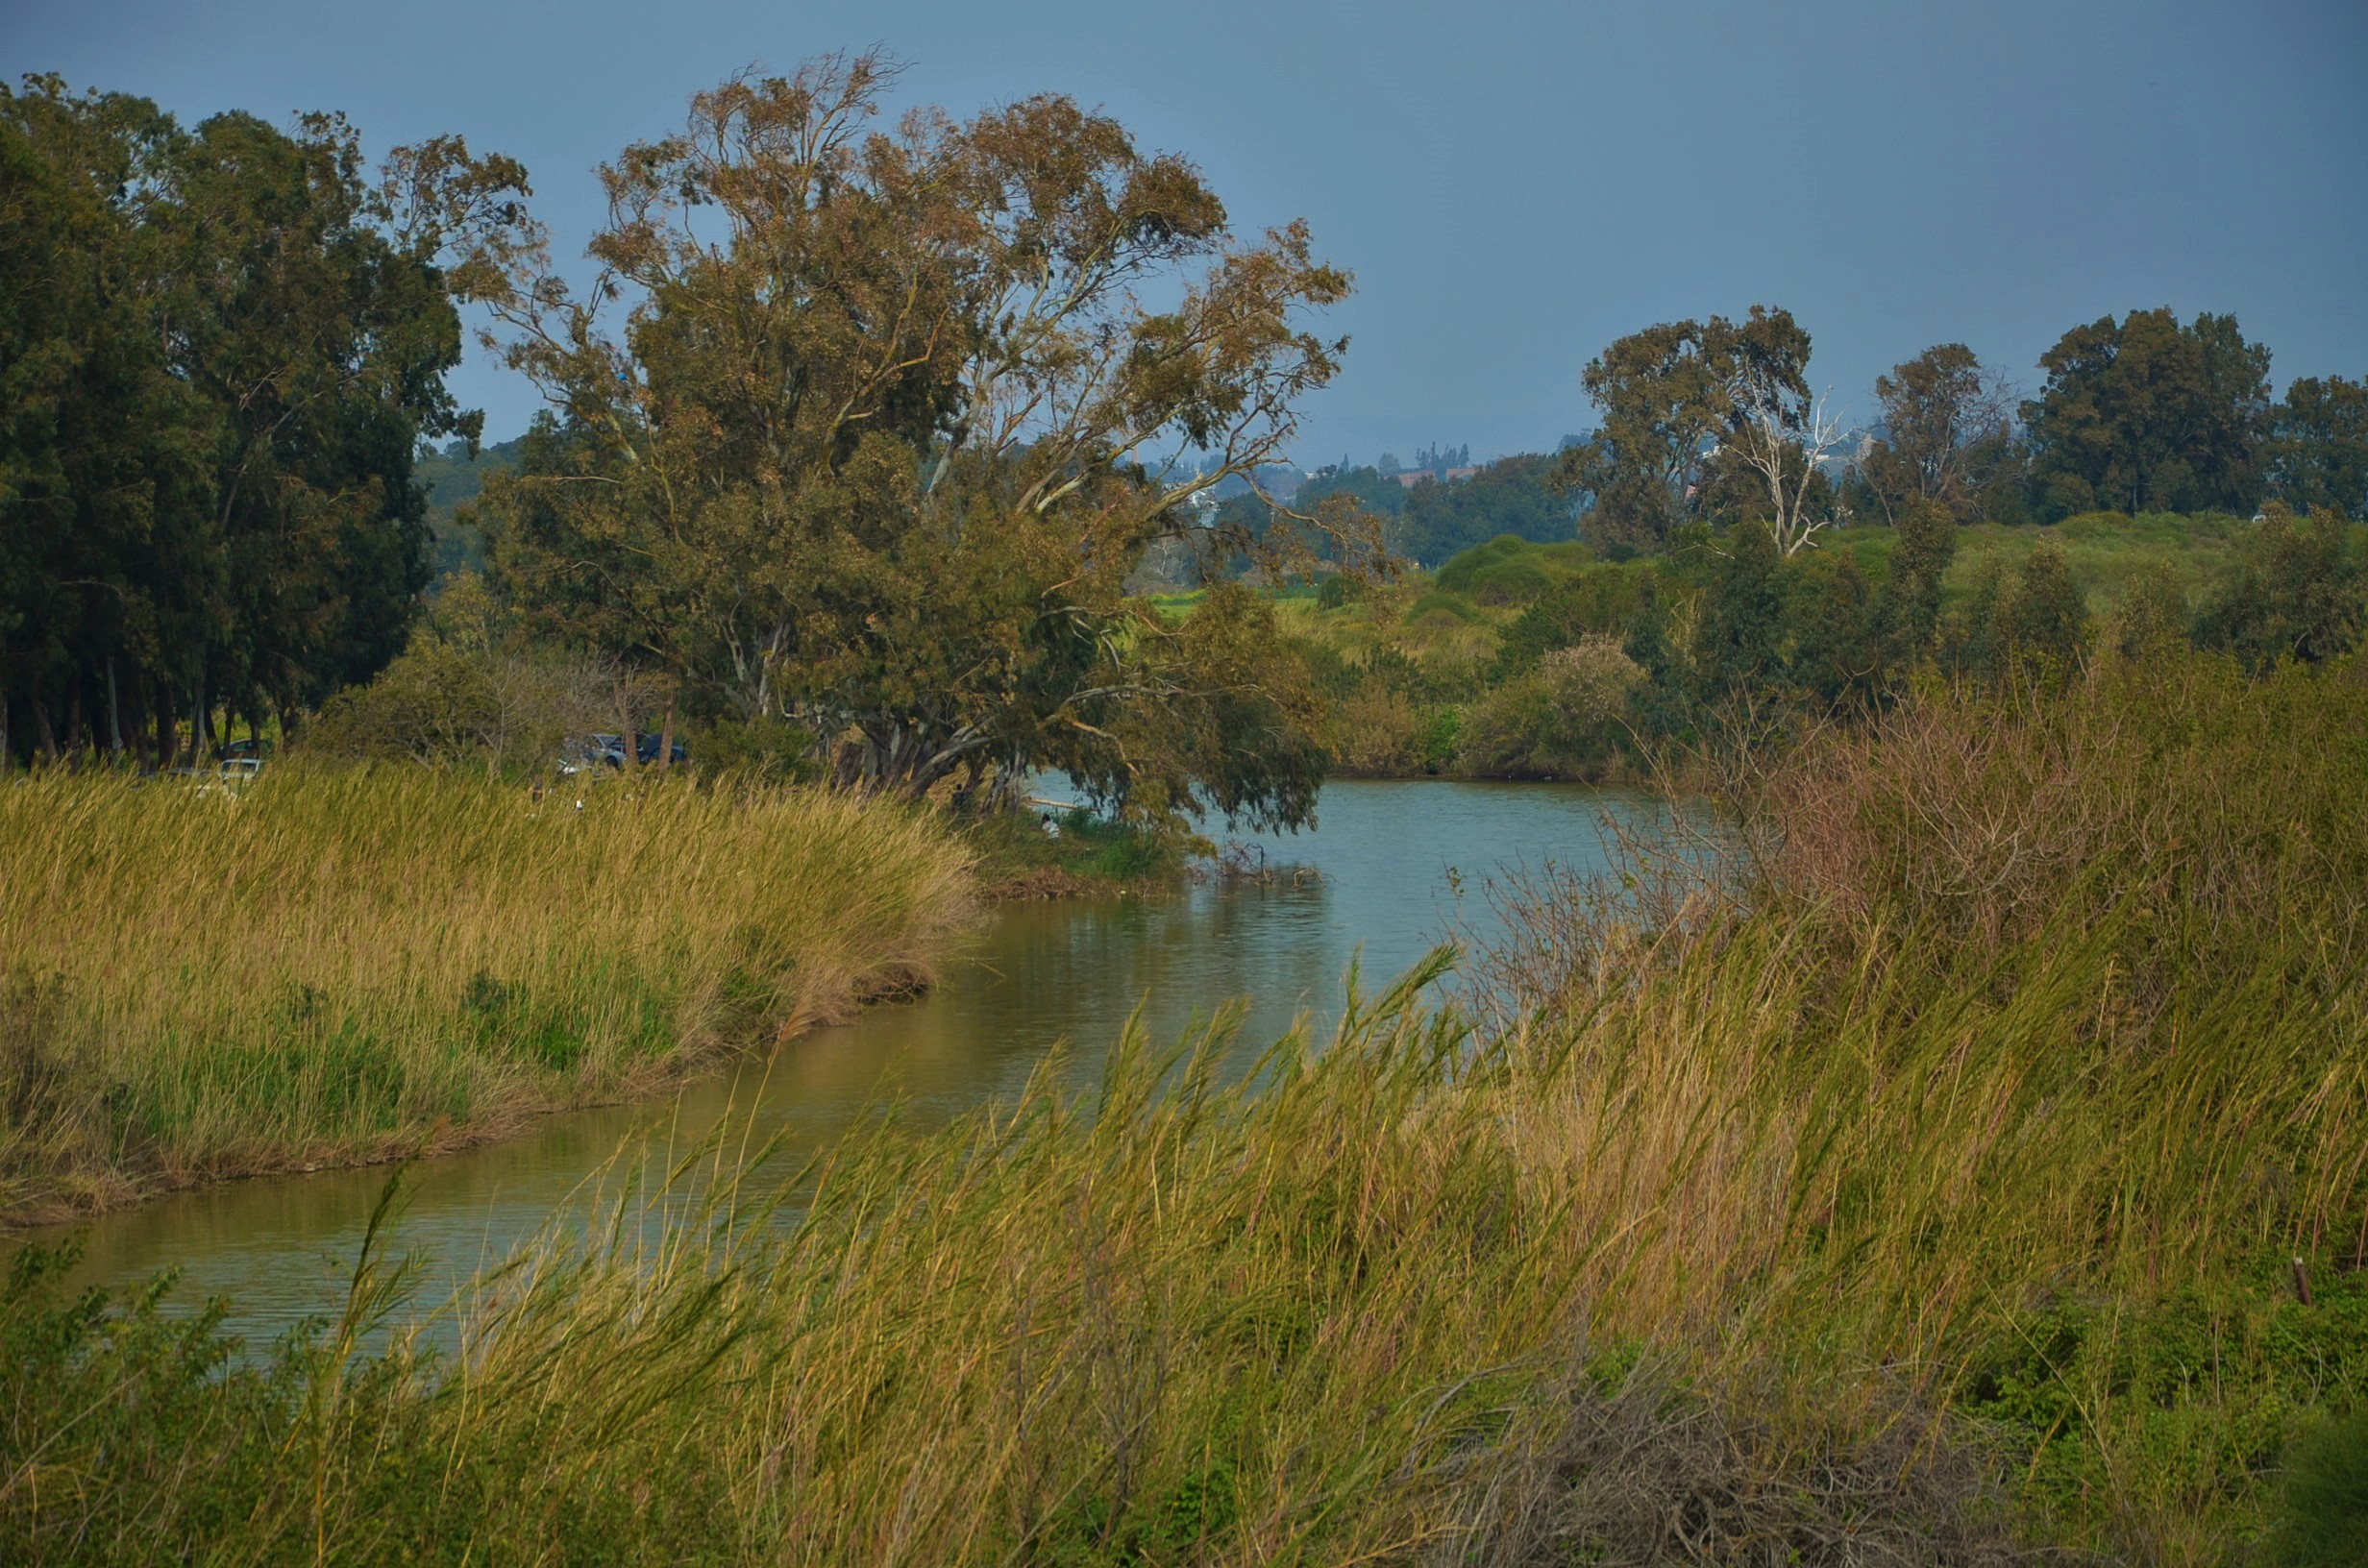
[0,767,975,1229]
[5,656,2365,1563]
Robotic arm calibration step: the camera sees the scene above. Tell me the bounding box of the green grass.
[4,653,2362,1563]
[964,799,1189,895]
[0,766,974,1226]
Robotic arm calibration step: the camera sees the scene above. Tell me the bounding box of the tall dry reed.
[4,655,2362,1564]
[0,765,973,1224]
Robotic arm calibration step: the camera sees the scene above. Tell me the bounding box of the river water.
[36,779,1649,1343]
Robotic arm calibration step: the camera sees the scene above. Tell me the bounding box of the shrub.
[1459,636,1640,778]
[2000,538,2089,665]
[2195,502,2363,667]
[1492,564,1643,678]
[2109,560,2191,660]
[305,576,623,775]
[693,716,823,781]
[1323,688,1428,773]
[1406,587,1481,625]
[2265,1408,2368,1567]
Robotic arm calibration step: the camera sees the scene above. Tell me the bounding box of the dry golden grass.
[6,657,2364,1564]
[0,765,973,1225]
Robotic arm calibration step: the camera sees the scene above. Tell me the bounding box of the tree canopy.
[2022,307,2270,520]
[2267,375,2368,522]
[1552,306,1821,551]
[1854,344,2018,524]
[469,55,1374,827]
[1391,454,1572,567]
[0,74,522,764]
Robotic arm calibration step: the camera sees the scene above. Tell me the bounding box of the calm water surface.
[37,779,1648,1341]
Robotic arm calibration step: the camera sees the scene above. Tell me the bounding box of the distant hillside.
[413,436,525,582]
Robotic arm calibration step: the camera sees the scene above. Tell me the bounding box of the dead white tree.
[1729,387,1853,556]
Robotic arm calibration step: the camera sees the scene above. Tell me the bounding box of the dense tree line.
[0,75,523,767]
[1557,305,2368,552]
[10,60,2363,802]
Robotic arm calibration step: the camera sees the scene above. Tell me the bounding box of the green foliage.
[1458,637,1640,778]
[2112,560,2191,660]
[2267,374,2368,521]
[1853,342,2018,523]
[1391,455,1575,566]
[1492,561,1646,676]
[410,435,525,581]
[0,75,527,766]
[1295,508,2360,774]
[2195,503,2364,668]
[472,58,1367,828]
[692,715,823,783]
[1430,533,1594,603]
[1293,463,1407,519]
[2024,307,2272,519]
[1413,704,1463,772]
[304,576,619,774]
[1555,305,1813,550]
[1880,497,1959,660]
[1406,587,1482,625]
[2000,538,2091,668]
[1681,520,1788,698]
[2266,1407,2368,1567]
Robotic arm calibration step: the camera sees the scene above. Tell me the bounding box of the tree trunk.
[32,696,59,764]
[64,682,85,762]
[154,680,175,771]
[106,656,124,757]
[193,668,211,760]
[127,678,151,771]
[655,698,676,773]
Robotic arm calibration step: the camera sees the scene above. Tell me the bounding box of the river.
[34,779,1652,1343]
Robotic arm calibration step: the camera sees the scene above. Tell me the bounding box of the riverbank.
[0,767,974,1229]
[7,657,2364,1563]
[966,798,1191,899]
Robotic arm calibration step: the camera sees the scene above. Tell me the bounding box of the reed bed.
[0,766,974,1225]
[5,654,2365,1564]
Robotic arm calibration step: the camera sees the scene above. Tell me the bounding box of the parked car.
[635,734,689,767]
[557,733,627,775]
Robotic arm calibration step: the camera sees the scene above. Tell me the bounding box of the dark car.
[636,734,689,767]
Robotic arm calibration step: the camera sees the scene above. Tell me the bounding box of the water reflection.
[31,779,1651,1341]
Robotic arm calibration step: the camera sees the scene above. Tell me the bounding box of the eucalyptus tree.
[1855,344,2018,525]
[1554,306,1827,552]
[2267,375,2368,521]
[2022,307,2271,519]
[0,74,525,763]
[472,54,1375,826]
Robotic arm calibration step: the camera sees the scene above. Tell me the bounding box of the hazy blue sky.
[10,0,2365,465]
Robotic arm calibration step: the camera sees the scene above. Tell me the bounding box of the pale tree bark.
[1733,391,1853,556]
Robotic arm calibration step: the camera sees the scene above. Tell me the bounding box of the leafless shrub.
[1443,1362,2051,1568]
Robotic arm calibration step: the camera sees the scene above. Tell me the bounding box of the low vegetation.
[8,653,2362,1563]
[1294,505,2365,780]
[0,767,972,1226]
